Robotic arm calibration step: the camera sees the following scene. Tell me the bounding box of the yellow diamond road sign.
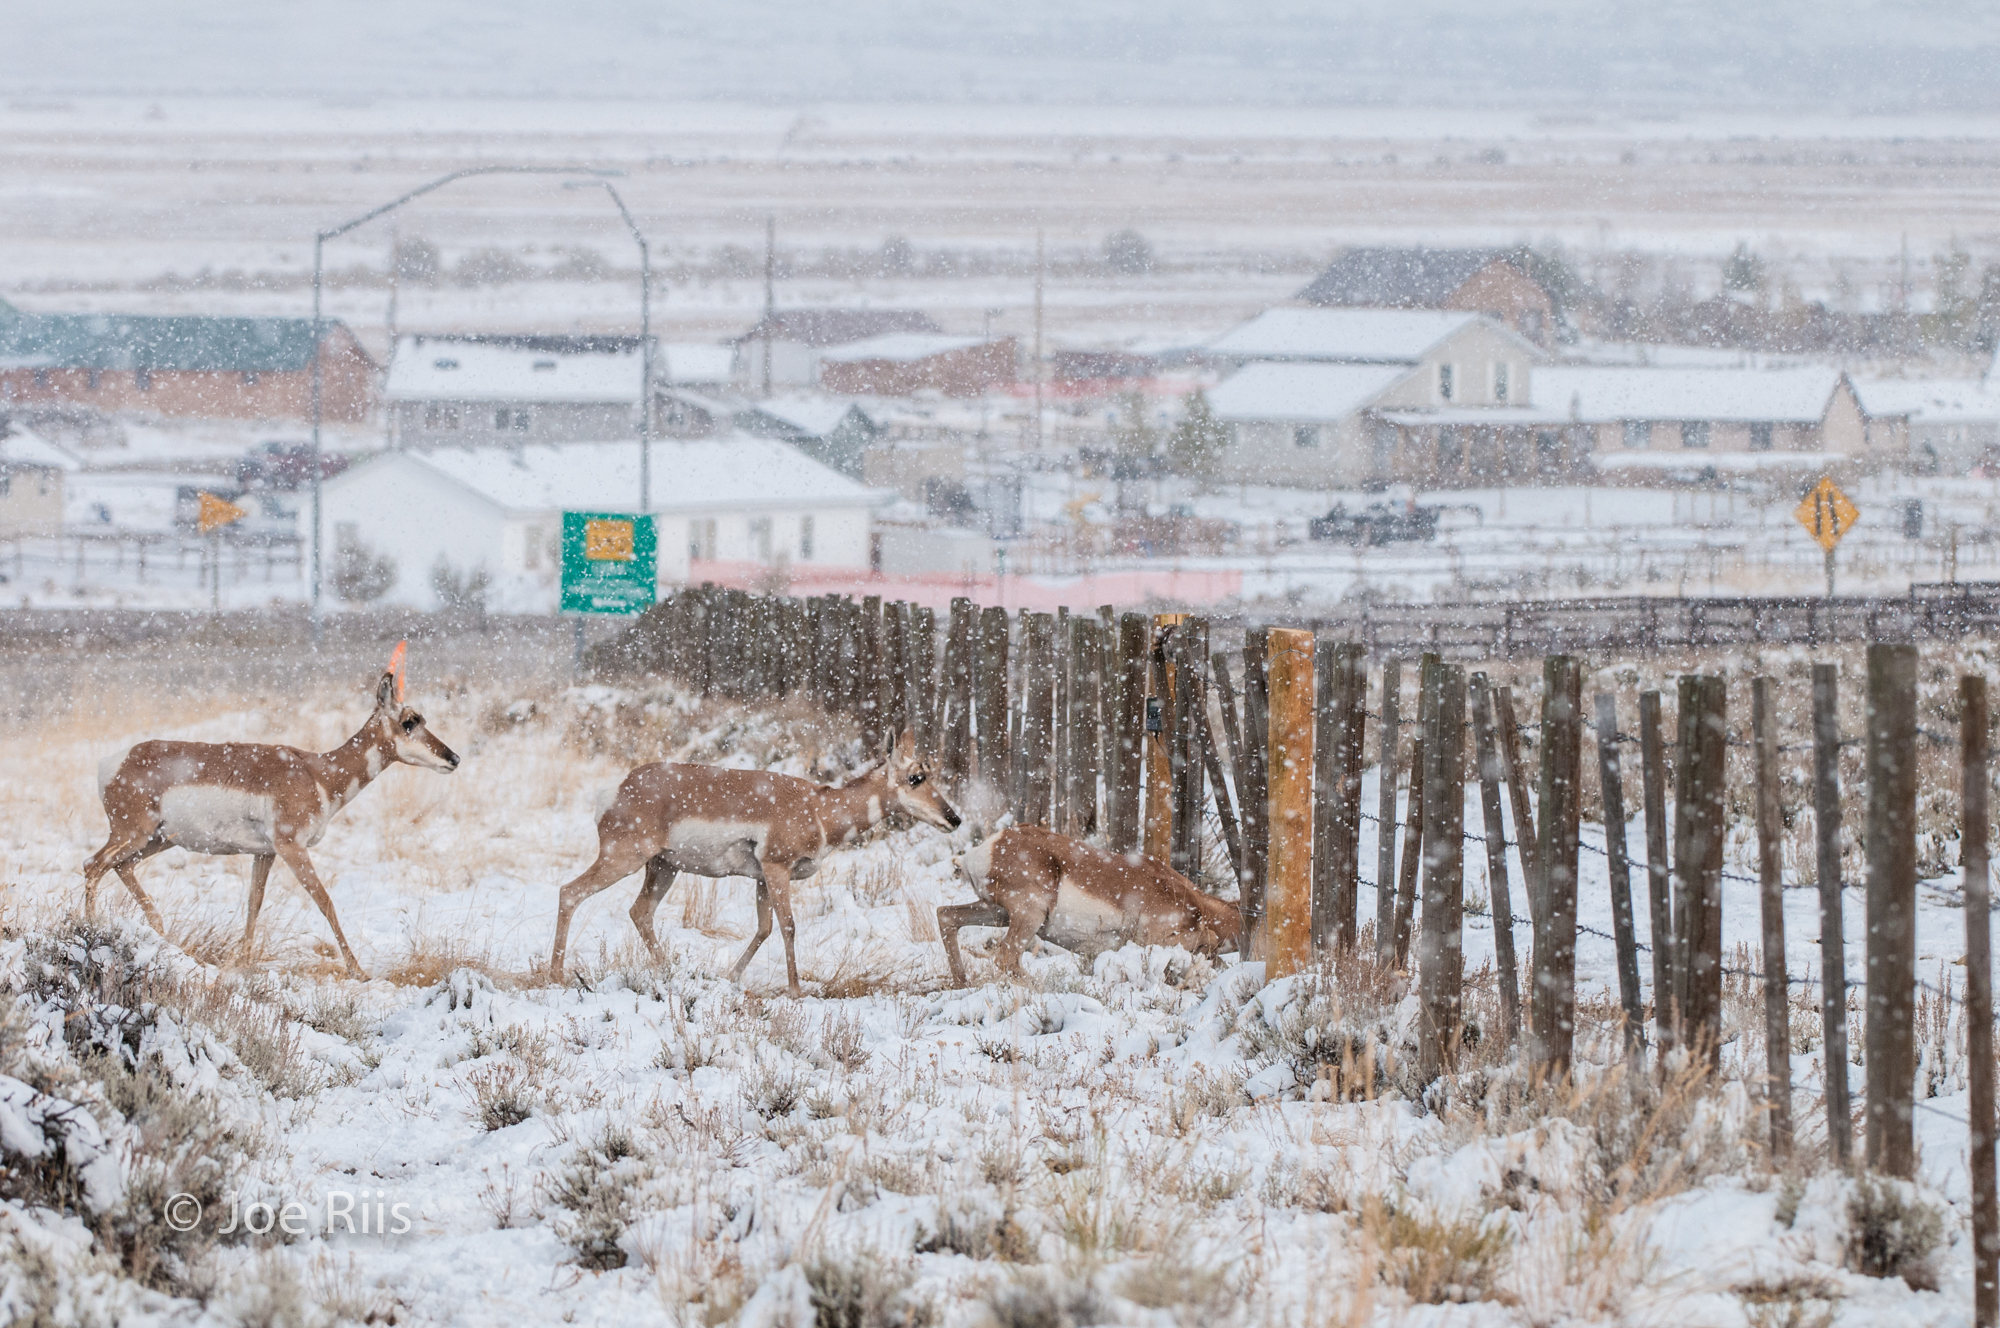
[1794,476,1858,553]
[196,491,247,534]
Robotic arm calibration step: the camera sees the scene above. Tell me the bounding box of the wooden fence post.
[1375,658,1403,965]
[1418,656,1467,1081]
[1146,614,1189,864]
[942,598,975,785]
[1020,613,1057,827]
[1496,684,1543,936]
[1639,690,1675,1051]
[1673,674,1729,1069]
[1110,613,1149,852]
[1265,627,1316,980]
[975,605,1011,793]
[1053,609,1071,833]
[1811,664,1852,1164]
[1961,673,1998,1326]
[1864,643,1918,1178]
[1241,629,1271,956]
[1471,673,1521,1044]
[1392,736,1425,970]
[1199,674,1244,884]
[1068,615,1101,837]
[1532,655,1584,1078]
[1316,641,1366,955]
[881,601,908,746]
[1752,676,1793,1159]
[1213,652,1247,811]
[1172,619,1210,880]
[1594,692,1645,1049]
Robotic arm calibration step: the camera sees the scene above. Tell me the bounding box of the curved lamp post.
[562,179,652,514]
[309,164,621,632]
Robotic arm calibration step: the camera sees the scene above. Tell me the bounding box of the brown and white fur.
[81,648,460,979]
[548,732,960,992]
[939,826,1241,985]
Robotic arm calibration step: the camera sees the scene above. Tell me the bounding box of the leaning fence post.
[1392,735,1425,970]
[1752,676,1794,1160]
[1417,656,1466,1082]
[1146,614,1189,864]
[1496,684,1543,937]
[1020,613,1057,827]
[1315,641,1366,954]
[1173,620,1210,879]
[1594,692,1645,1050]
[1471,674,1522,1045]
[1673,674,1729,1069]
[1111,613,1149,852]
[1961,673,1998,1326]
[1376,658,1404,964]
[1068,615,1101,837]
[1639,690,1675,1051]
[1532,656,1583,1079]
[1811,664,1852,1164]
[1241,629,1272,956]
[1864,643,1918,1178]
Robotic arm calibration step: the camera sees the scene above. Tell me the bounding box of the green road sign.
[560,511,657,615]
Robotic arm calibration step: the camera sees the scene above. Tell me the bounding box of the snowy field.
[0,636,1987,1324]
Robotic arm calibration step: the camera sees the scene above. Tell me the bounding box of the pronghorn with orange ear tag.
[82,641,460,979]
[548,731,960,993]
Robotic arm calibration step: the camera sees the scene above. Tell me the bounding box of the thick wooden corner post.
[1417,656,1466,1081]
[1263,627,1316,979]
[1864,643,1918,1178]
[1531,655,1583,1079]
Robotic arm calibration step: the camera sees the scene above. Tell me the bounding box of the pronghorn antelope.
[939,826,1241,985]
[548,731,961,992]
[82,642,460,979]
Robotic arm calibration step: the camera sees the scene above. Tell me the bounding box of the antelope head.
[372,641,461,772]
[886,731,959,831]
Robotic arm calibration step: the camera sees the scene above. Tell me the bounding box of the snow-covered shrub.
[976,1269,1106,1328]
[547,1124,651,1270]
[804,1245,937,1328]
[1845,1173,1945,1291]
[1360,1194,1512,1305]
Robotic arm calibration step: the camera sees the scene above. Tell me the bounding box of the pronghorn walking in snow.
[82,642,460,979]
[940,826,1241,985]
[548,732,960,992]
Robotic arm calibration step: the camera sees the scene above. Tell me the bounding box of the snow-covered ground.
[0,649,1986,1324]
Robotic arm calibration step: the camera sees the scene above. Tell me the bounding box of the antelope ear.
[375,671,396,710]
[894,730,916,762]
[388,639,408,704]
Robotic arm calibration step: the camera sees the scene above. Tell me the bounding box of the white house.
[385,336,643,448]
[1852,377,2000,473]
[318,435,887,612]
[0,421,80,537]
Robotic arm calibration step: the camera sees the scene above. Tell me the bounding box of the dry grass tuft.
[1360,1196,1512,1305]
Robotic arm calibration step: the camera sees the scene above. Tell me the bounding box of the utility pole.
[1033,229,1044,451]
[762,215,776,399]
[385,225,399,452]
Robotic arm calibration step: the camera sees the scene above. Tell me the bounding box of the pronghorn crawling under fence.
[547,731,961,992]
[939,826,1241,985]
[82,642,461,979]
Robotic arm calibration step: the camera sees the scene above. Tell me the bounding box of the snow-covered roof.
[1851,378,2000,423]
[661,343,734,383]
[1205,363,1409,422]
[818,334,986,364]
[343,436,885,515]
[1531,367,1841,423]
[1206,309,1481,363]
[0,423,83,471]
[385,337,641,403]
[741,395,870,436]
[1594,450,1848,472]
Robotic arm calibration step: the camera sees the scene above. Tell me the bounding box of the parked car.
[1309,500,1440,546]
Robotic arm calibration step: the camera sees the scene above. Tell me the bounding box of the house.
[1202,310,1545,485]
[385,336,643,447]
[817,334,1015,398]
[1851,378,2000,473]
[660,343,735,390]
[316,435,886,612]
[1534,367,1870,484]
[0,420,80,537]
[733,396,881,475]
[730,310,943,389]
[0,301,373,422]
[1296,248,1557,347]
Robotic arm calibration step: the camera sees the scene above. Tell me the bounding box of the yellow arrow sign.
[197,491,247,534]
[1793,476,1858,553]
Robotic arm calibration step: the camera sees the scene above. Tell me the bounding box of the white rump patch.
[1044,878,1126,949]
[96,747,133,795]
[664,818,767,877]
[160,785,279,856]
[958,840,995,895]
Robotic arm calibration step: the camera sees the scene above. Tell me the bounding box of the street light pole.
[308,164,621,636]
[566,180,652,512]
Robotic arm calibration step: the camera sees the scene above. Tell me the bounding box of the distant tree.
[547,246,610,282]
[451,247,535,287]
[1165,389,1229,485]
[1110,390,1158,462]
[392,236,440,287]
[878,235,916,277]
[332,539,396,604]
[1105,229,1154,276]
[1722,243,1765,294]
[1976,264,2000,352]
[431,557,491,616]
